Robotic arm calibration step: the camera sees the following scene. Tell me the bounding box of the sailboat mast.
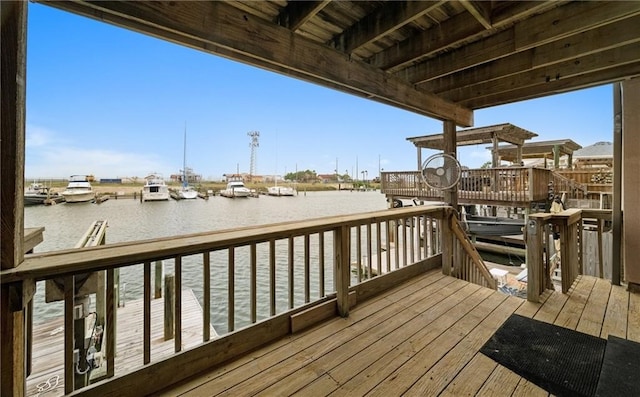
[183,123,187,187]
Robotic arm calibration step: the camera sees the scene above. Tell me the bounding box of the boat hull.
[62,192,95,203]
[267,186,296,196]
[464,215,524,236]
[177,188,198,200]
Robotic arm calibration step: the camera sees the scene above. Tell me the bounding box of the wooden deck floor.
[28,289,214,397]
[158,270,639,396]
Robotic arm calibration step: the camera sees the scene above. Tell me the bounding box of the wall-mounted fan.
[421,153,462,190]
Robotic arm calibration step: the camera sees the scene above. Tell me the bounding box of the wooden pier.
[27,289,215,397]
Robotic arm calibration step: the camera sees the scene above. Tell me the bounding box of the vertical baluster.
[385,220,391,273]
[288,237,294,309]
[377,222,382,276]
[395,220,401,270]
[319,233,325,297]
[410,216,416,264]
[228,248,235,332]
[144,262,151,364]
[174,256,182,353]
[203,252,211,342]
[106,269,115,378]
[270,239,276,316]
[402,218,407,267]
[250,244,257,323]
[304,234,310,303]
[64,276,75,394]
[366,223,373,279]
[334,225,350,317]
[356,225,362,282]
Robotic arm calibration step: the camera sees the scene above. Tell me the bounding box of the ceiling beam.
[278,1,330,32]
[462,62,640,109]
[404,1,640,84]
[41,1,473,126]
[460,0,492,29]
[429,15,640,96]
[371,1,555,72]
[442,41,640,104]
[331,1,443,54]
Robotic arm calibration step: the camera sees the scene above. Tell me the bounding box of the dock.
[27,289,215,397]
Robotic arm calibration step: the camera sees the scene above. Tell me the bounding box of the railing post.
[441,209,453,276]
[526,214,550,302]
[164,275,175,340]
[154,260,163,299]
[334,225,350,317]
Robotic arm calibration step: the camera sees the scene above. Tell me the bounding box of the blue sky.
[25,3,613,181]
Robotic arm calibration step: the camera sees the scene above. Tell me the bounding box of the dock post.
[164,275,175,340]
[154,261,163,299]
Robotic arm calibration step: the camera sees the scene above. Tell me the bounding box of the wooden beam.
[369,10,484,71]
[332,0,444,54]
[1,0,26,270]
[443,120,457,208]
[461,62,640,109]
[612,82,622,286]
[426,14,640,95]
[460,0,492,29]
[622,78,640,287]
[441,41,640,103]
[278,1,330,32]
[41,1,472,126]
[405,1,640,84]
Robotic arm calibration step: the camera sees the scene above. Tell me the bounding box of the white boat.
[24,182,64,206]
[61,175,95,203]
[220,180,251,198]
[142,174,170,202]
[177,126,198,199]
[267,185,296,197]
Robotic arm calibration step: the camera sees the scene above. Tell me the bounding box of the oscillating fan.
[421,153,462,190]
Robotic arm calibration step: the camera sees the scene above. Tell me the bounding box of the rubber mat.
[480,314,606,397]
[595,335,640,397]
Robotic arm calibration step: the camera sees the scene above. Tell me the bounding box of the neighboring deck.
[159,270,639,396]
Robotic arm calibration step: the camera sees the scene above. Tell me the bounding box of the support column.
[553,145,560,169]
[622,78,640,289]
[1,3,28,396]
[443,120,458,209]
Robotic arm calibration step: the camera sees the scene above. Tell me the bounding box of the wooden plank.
[290,292,356,334]
[532,284,569,325]
[554,276,596,330]
[435,353,497,396]
[576,277,612,336]
[64,276,74,394]
[628,291,640,343]
[600,284,629,339]
[174,256,182,353]
[512,378,550,397]
[253,281,485,397]
[476,364,522,396]
[143,262,151,364]
[228,247,235,332]
[203,251,210,342]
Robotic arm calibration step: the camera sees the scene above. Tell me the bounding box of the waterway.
[25,190,389,332]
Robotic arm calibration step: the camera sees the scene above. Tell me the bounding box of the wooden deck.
[28,289,214,397]
[158,270,639,396]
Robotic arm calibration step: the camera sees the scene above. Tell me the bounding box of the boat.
[177,126,198,200]
[219,180,251,198]
[24,182,64,205]
[463,214,524,236]
[267,184,296,197]
[142,174,170,202]
[61,175,95,203]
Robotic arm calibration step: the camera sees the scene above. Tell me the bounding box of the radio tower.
[248,131,259,181]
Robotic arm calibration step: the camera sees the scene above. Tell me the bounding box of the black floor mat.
[595,335,640,397]
[480,314,607,397]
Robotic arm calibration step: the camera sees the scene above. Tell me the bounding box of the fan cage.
[421,153,462,190]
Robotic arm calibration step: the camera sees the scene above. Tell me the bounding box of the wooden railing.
[5,206,486,396]
[381,167,587,206]
[525,209,606,302]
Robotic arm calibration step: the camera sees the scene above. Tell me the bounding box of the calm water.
[26,190,388,332]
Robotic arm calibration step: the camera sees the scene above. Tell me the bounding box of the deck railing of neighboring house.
[381,167,587,206]
[525,209,611,302]
[1,205,496,396]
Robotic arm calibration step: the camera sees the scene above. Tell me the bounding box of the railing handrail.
[2,206,447,284]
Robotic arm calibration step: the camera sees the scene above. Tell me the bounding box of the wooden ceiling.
[41,1,640,127]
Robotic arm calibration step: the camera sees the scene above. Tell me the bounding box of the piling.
[164,275,175,340]
[154,261,163,299]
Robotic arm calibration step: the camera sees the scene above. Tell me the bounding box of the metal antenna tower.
[248,131,260,179]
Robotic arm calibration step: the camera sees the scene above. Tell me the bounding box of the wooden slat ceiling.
[41,1,640,127]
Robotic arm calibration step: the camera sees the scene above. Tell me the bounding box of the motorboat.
[24,182,64,205]
[463,214,524,236]
[61,175,95,203]
[220,180,251,198]
[142,174,170,202]
[267,185,296,197]
[177,185,198,200]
